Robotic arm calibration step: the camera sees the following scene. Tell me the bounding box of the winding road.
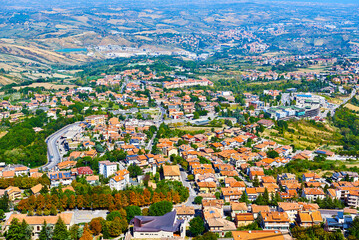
[43,122,81,171]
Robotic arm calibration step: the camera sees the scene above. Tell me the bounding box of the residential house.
[5,186,21,201]
[302,173,322,182]
[251,204,270,219]
[332,172,359,182]
[197,182,217,193]
[175,205,195,221]
[277,202,301,222]
[86,175,99,185]
[222,187,242,202]
[326,212,353,231]
[302,188,325,201]
[297,210,323,227]
[230,202,248,218]
[48,171,72,187]
[99,161,118,178]
[109,169,130,191]
[234,213,255,228]
[259,211,290,231]
[163,165,181,181]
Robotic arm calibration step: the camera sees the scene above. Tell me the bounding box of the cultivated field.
[345,103,359,112]
[262,120,341,150]
[14,82,77,90]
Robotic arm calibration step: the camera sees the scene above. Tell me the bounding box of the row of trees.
[7,201,175,240]
[0,175,50,189]
[291,225,344,240]
[16,181,188,213]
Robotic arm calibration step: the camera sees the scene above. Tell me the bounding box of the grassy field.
[175,126,222,132]
[294,64,329,74]
[247,80,301,86]
[262,120,341,150]
[0,131,7,139]
[344,103,359,112]
[14,82,77,90]
[319,94,344,105]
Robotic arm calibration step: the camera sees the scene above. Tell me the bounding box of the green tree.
[108,218,122,237]
[193,112,200,119]
[21,219,32,240]
[69,225,81,240]
[194,196,203,205]
[40,185,49,195]
[106,211,124,221]
[102,221,110,239]
[0,193,10,212]
[149,201,173,216]
[39,220,53,240]
[187,175,194,181]
[128,164,143,178]
[52,217,69,240]
[193,231,218,240]
[240,192,249,204]
[349,217,359,239]
[253,175,260,187]
[0,209,5,221]
[215,192,221,199]
[50,206,57,216]
[267,150,279,158]
[263,188,269,205]
[125,206,141,223]
[6,218,24,240]
[189,216,205,237]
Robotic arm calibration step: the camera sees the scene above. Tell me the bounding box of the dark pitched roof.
[130,210,183,232]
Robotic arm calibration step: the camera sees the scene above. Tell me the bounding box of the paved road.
[146,132,157,151]
[120,77,129,94]
[71,210,108,224]
[330,88,356,117]
[179,168,199,208]
[43,122,81,171]
[238,172,253,187]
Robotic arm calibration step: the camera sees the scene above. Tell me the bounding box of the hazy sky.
[1,0,358,9]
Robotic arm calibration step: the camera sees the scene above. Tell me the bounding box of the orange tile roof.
[15,166,28,171]
[197,181,217,188]
[261,211,290,223]
[278,202,301,211]
[231,181,246,188]
[163,165,180,176]
[6,213,73,226]
[2,171,15,178]
[30,184,43,195]
[231,202,248,211]
[235,213,254,222]
[232,230,285,240]
[251,204,270,213]
[222,187,242,196]
[58,161,76,169]
[303,188,325,195]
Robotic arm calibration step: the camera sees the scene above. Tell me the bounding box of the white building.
[99,161,118,178]
[302,188,325,202]
[109,169,130,191]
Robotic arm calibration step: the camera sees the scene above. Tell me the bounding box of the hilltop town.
[1,0,359,239]
[0,55,358,240]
